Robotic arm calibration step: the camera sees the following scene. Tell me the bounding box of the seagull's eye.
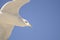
[25,21,28,23]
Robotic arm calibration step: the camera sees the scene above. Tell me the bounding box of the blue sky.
[0,0,60,40]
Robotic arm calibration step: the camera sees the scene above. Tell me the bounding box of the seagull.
[0,0,31,40]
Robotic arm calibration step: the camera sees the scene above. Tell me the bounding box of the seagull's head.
[22,18,31,27]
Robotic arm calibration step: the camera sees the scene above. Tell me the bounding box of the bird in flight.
[0,0,31,40]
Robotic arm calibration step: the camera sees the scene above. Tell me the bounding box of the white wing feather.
[0,24,14,40]
[1,0,30,16]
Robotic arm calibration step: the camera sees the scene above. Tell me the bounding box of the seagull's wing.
[1,0,30,16]
[0,24,14,40]
[0,26,5,40]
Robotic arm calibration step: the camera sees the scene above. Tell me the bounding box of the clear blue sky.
[0,0,60,40]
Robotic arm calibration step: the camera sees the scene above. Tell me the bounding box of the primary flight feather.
[0,0,31,40]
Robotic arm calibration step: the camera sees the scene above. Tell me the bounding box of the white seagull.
[0,0,31,40]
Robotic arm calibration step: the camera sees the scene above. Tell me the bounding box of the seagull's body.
[0,0,31,40]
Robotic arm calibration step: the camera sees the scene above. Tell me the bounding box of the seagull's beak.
[29,24,32,28]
